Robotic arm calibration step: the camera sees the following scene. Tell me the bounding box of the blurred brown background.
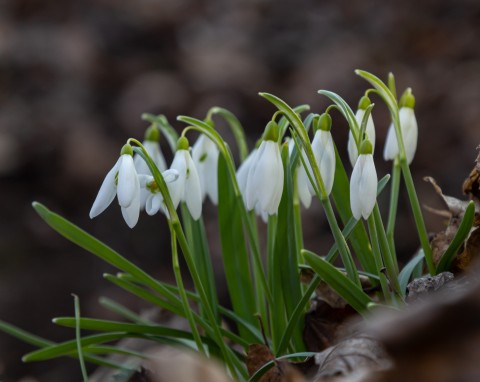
[0,0,479,380]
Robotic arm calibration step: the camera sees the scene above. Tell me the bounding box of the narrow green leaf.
[72,294,89,382]
[303,250,373,313]
[398,250,425,294]
[99,297,150,324]
[141,113,179,153]
[437,201,476,273]
[31,202,180,307]
[217,154,258,341]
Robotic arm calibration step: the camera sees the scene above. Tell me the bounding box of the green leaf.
[303,250,373,313]
[354,70,397,114]
[437,201,476,273]
[99,297,150,324]
[398,251,425,294]
[217,154,258,341]
[72,294,89,382]
[32,202,180,307]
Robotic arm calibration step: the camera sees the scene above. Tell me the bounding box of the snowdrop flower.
[350,140,377,220]
[90,144,141,228]
[236,147,258,207]
[297,113,336,198]
[192,134,219,205]
[245,121,284,216]
[383,89,418,164]
[167,137,203,220]
[348,96,376,167]
[288,138,311,209]
[133,126,167,175]
[140,169,180,216]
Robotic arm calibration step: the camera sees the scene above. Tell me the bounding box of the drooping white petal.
[117,155,139,208]
[145,194,163,216]
[350,154,377,220]
[348,110,376,167]
[169,150,187,209]
[192,134,219,205]
[383,107,418,164]
[134,140,167,175]
[237,149,257,206]
[296,166,312,208]
[89,159,120,219]
[247,140,284,216]
[400,107,418,164]
[184,152,203,220]
[121,197,140,228]
[311,130,336,196]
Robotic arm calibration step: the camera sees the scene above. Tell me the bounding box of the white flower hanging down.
[140,169,180,216]
[245,121,284,217]
[288,138,312,209]
[350,139,377,220]
[167,136,203,220]
[297,113,336,199]
[348,96,376,167]
[133,126,168,210]
[192,134,220,205]
[236,147,258,207]
[383,88,418,164]
[90,144,141,228]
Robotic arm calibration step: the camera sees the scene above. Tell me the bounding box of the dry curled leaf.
[463,145,480,202]
[247,344,304,382]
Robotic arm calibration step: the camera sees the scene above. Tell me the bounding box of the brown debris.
[405,272,454,303]
[463,145,480,202]
[246,344,304,382]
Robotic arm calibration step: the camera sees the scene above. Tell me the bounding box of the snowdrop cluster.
[90,87,419,227]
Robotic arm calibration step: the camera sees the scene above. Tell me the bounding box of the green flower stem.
[206,107,249,161]
[260,93,360,286]
[355,70,435,276]
[386,159,401,259]
[178,117,273,306]
[366,215,391,301]
[169,224,205,355]
[399,158,435,275]
[372,205,401,295]
[129,139,243,378]
[73,294,89,382]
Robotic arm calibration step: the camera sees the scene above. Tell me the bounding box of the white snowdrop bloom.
[383,106,418,164]
[287,138,311,209]
[167,138,203,220]
[245,121,284,216]
[134,140,167,175]
[309,128,336,196]
[236,148,258,206]
[192,134,219,205]
[90,145,141,228]
[350,140,377,220]
[348,108,376,167]
[140,169,180,216]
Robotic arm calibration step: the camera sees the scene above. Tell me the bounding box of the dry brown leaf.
[246,344,305,382]
[463,145,480,202]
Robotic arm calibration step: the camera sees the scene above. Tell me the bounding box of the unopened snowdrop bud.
[237,147,258,207]
[245,121,284,216]
[90,143,141,228]
[350,140,377,220]
[383,88,418,164]
[168,136,203,220]
[348,96,376,167]
[134,125,167,175]
[309,113,336,196]
[192,134,219,205]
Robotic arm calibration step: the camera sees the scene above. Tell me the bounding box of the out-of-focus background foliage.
[0,0,479,380]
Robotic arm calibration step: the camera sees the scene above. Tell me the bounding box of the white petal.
[237,149,257,206]
[117,155,139,208]
[169,150,187,209]
[311,130,335,196]
[349,110,376,167]
[162,169,180,183]
[349,157,363,220]
[383,122,398,161]
[296,167,312,208]
[245,145,265,211]
[121,177,140,228]
[400,107,418,164]
[347,130,358,168]
[89,159,119,218]
[359,155,377,219]
[146,194,163,216]
[184,152,203,220]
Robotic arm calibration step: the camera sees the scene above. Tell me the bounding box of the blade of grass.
[398,250,425,294]
[72,294,89,382]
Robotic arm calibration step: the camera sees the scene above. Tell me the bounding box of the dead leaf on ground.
[246,344,305,382]
[463,145,480,202]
